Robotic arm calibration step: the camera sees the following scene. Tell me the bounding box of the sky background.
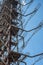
[0,0,43,65]
[21,0,43,65]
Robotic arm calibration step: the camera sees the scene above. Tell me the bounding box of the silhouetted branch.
[18,0,34,6]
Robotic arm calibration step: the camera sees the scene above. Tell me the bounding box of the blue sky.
[0,0,43,65]
[21,0,43,65]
